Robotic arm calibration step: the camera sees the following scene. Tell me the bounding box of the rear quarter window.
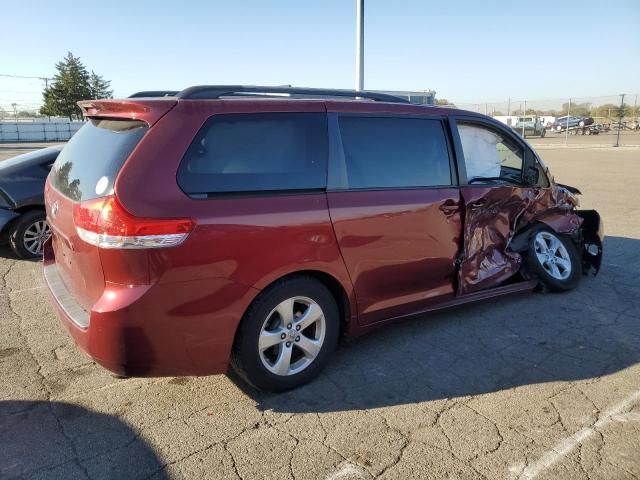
[50,119,147,201]
[177,113,328,194]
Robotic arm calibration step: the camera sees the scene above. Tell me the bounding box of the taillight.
[73,195,193,249]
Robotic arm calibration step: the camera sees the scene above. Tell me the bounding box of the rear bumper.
[43,239,258,377]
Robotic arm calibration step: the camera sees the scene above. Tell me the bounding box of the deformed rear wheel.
[231,276,339,392]
[526,229,581,292]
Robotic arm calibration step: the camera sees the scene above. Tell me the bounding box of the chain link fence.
[453,94,640,147]
[2,73,639,146]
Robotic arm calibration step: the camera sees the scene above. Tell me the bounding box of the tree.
[40,52,112,120]
[89,71,113,99]
[560,101,591,117]
[17,110,41,118]
[593,104,619,119]
[436,98,453,106]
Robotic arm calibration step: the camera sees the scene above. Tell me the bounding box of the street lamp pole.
[355,0,364,91]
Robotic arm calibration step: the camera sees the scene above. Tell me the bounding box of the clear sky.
[2,0,639,108]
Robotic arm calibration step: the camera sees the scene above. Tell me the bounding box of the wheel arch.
[2,205,45,235]
[509,214,582,253]
[237,269,355,343]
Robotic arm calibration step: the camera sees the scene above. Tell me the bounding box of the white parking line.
[509,388,640,479]
[325,462,370,480]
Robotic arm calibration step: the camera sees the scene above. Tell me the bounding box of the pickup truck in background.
[513,116,546,138]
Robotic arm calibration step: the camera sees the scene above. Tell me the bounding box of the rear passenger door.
[326,112,461,325]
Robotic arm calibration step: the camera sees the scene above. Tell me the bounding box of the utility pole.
[615,93,625,147]
[355,0,364,91]
[565,98,571,146]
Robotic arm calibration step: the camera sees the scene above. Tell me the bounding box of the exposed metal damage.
[458,183,603,295]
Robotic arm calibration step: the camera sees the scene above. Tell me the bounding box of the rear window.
[177,113,328,194]
[338,116,452,189]
[49,119,147,201]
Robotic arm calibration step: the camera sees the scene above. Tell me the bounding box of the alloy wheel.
[534,231,572,280]
[258,296,326,376]
[23,220,50,256]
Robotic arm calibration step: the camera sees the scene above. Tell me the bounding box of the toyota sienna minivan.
[44,86,603,392]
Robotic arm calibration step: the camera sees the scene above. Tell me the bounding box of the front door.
[451,118,548,295]
[326,113,462,325]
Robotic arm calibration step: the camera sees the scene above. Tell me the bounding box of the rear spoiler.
[77,99,177,126]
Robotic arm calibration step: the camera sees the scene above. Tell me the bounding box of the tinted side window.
[177,113,328,194]
[338,116,451,189]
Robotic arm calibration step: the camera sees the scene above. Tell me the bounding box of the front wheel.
[526,229,582,292]
[231,276,339,392]
[9,210,50,259]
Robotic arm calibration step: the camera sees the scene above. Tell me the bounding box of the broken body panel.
[458,183,602,295]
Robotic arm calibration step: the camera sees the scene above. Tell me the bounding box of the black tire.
[9,210,49,259]
[525,228,582,292]
[231,276,339,392]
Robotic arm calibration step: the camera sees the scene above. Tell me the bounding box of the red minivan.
[43,86,603,391]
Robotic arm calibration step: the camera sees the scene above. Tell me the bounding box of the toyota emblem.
[51,201,59,218]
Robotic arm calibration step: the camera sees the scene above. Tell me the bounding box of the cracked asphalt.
[1,144,639,480]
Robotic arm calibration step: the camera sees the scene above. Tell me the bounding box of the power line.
[0,73,52,80]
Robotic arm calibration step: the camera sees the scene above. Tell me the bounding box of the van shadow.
[250,235,640,414]
[0,401,168,479]
[0,246,25,260]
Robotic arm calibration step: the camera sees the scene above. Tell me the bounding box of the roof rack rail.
[176,85,409,103]
[128,90,179,98]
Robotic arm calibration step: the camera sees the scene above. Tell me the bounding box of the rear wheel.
[526,229,581,292]
[231,276,339,392]
[9,211,50,259]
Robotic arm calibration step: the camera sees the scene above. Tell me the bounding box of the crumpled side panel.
[458,184,583,295]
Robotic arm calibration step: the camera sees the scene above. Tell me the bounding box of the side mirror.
[524,165,539,186]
